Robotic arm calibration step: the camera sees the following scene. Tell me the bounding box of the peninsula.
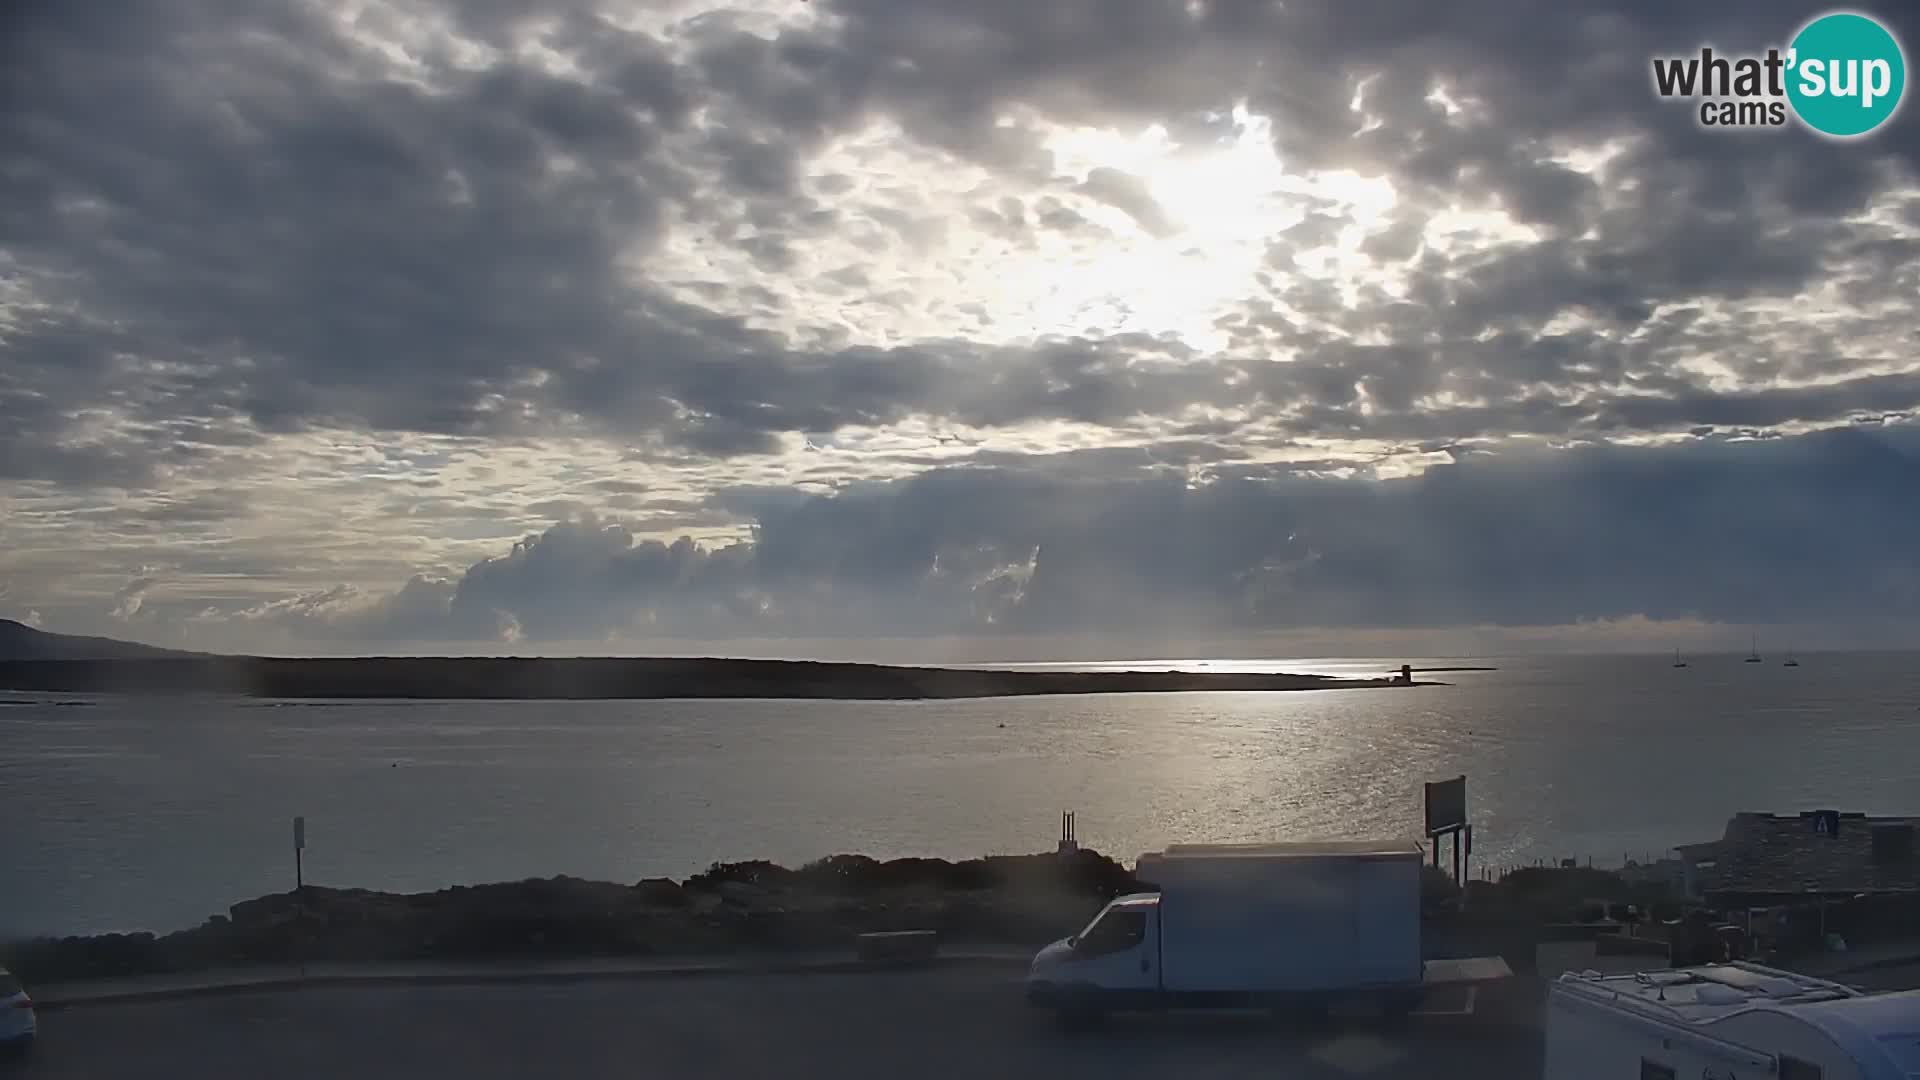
[0,621,1426,700]
[0,655,1421,699]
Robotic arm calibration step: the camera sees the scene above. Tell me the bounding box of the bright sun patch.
[645,106,1408,353]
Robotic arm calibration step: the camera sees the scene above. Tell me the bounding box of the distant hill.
[0,619,198,661]
[0,620,1428,699]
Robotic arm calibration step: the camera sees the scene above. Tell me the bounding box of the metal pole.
[292,814,308,978]
[1452,830,1462,888]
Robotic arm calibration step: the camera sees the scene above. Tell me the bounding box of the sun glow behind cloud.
[976,109,1417,351]
[1022,108,1306,347]
[647,105,1422,353]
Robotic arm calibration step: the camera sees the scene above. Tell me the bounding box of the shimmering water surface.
[5,652,1917,935]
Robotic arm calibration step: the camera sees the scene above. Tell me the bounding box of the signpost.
[292,815,309,976]
[293,815,306,891]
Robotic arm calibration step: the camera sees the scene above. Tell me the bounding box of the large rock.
[633,878,686,907]
[229,891,302,926]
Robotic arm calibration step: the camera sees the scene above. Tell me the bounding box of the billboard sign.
[1425,776,1467,835]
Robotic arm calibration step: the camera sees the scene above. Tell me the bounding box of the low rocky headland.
[0,620,1453,700]
[1,849,1673,986]
[0,655,1426,699]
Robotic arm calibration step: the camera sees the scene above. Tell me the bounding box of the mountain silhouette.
[0,619,197,661]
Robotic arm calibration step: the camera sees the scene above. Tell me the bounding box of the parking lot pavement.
[8,969,1547,1080]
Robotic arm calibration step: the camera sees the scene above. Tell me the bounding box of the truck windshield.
[1074,908,1147,957]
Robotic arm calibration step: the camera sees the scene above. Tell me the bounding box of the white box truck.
[1025,840,1507,1022]
[1545,962,1920,1080]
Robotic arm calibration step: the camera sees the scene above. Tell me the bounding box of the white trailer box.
[1141,841,1424,993]
[1546,962,1920,1080]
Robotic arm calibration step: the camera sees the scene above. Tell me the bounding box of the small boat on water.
[1783,651,1800,667]
[1671,649,1688,669]
[1745,634,1762,663]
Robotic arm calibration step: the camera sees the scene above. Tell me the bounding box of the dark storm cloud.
[801,0,1920,411]
[5,0,1920,491]
[241,423,1920,644]
[6,0,1920,649]
[1,0,1228,475]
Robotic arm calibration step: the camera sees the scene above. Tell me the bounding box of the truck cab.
[1028,893,1163,1010]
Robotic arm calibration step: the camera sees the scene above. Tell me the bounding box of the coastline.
[3,849,1655,988]
[0,656,1433,700]
[4,850,1139,985]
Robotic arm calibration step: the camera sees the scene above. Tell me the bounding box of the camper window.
[1638,1062,1676,1080]
[1779,1058,1822,1080]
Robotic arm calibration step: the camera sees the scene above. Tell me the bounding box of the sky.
[2,0,1919,659]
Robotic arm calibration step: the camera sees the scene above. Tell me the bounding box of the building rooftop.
[1682,812,1920,896]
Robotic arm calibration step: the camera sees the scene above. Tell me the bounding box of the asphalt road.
[7,969,1547,1079]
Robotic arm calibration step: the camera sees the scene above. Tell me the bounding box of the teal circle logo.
[1787,12,1906,137]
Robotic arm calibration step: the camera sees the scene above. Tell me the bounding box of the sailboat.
[1672,648,1688,669]
[1783,650,1800,667]
[1744,634,1762,663]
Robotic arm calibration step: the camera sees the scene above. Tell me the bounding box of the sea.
[4,652,1918,937]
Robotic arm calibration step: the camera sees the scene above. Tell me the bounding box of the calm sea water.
[5,652,1918,937]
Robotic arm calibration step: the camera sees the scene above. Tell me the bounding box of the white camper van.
[1545,962,1920,1080]
[1026,840,1507,1021]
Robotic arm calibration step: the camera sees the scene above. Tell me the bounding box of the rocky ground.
[2,851,1679,986]
[2,850,1139,984]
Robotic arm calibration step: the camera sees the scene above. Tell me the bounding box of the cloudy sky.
[3,0,1918,659]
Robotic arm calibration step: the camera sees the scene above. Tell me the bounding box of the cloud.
[118,424,1920,650]
[1076,167,1176,237]
[110,577,157,621]
[8,0,1919,478]
[3,0,1920,650]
